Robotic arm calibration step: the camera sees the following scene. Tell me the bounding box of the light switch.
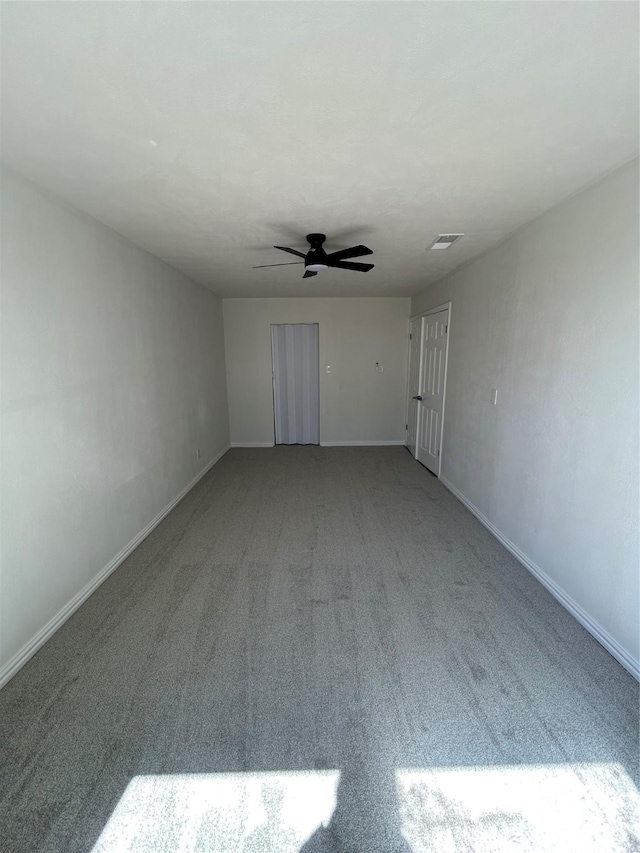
[325,365,331,374]
[375,362,383,373]
[491,389,498,405]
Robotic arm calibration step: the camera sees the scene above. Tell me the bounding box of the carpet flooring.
[0,447,637,852]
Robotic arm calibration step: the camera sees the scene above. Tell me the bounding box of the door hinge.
[445,325,448,333]
[405,424,408,430]
[409,333,412,340]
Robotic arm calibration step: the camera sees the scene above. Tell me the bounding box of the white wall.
[412,159,639,675]
[223,298,410,446]
[0,167,230,682]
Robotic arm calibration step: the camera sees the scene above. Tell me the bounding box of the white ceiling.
[1,2,638,298]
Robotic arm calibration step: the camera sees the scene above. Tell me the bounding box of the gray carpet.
[0,447,637,852]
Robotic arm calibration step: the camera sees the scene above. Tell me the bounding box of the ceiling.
[1,2,638,298]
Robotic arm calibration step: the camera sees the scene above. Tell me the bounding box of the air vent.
[428,234,464,250]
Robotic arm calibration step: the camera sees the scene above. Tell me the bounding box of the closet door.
[271,323,320,445]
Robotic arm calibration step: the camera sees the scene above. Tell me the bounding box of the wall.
[412,159,639,674]
[0,167,230,682]
[223,298,410,446]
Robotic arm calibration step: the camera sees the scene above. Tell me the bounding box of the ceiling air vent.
[428,234,464,250]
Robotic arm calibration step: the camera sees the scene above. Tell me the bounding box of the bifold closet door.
[271,323,320,445]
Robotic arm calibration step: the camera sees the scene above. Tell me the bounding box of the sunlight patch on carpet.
[92,763,638,852]
[92,770,340,852]
[396,763,639,852]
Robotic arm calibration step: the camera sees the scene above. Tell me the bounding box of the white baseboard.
[230,442,274,448]
[440,476,639,681]
[320,440,405,447]
[230,441,404,448]
[0,443,231,690]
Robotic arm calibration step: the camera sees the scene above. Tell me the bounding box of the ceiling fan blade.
[325,245,373,262]
[252,262,304,268]
[327,260,374,273]
[303,270,318,279]
[274,245,306,258]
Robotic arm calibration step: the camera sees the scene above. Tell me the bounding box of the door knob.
[412,395,423,401]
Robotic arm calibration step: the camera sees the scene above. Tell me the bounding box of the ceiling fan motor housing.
[305,233,329,269]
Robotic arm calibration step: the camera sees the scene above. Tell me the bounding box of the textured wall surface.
[223,298,410,446]
[412,160,640,669]
[0,168,230,675]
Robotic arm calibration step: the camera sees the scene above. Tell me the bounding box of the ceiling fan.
[252,233,374,279]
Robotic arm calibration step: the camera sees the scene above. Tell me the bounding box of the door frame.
[408,301,451,477]
[404,315,424,458]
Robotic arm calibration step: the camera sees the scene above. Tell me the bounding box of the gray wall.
[412,159,639,673]
[0,168,230,681]
[223,297,410,446]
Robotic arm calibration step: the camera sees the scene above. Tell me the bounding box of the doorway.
[271,323,320,445]
[405,306,450,476]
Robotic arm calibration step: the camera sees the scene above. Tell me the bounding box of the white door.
[416,309,449,475]
[271,323,320,445]
[406,317,423,457]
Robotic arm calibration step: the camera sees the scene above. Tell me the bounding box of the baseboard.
[320,440,406,447]
[230,441,404,448]
[0,443,231,690]
[230,442,274,448]
[440,475,639,681]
